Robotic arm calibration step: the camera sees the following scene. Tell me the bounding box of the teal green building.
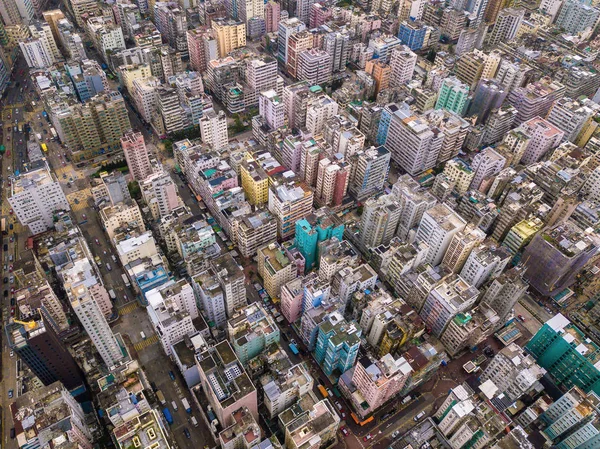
[295,210,344,273]
[435,76,469,116]
[526,314,600,396]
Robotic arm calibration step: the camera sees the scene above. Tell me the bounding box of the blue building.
[134,264,170,298]
[398,21,427,51]
[314,312,361,378]
[377,103,408,146]
[295,210,344,272]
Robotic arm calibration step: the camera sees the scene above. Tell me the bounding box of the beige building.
[442,158,475,195]
[280,394,340,449]
[268,177,314,239]
[100,201,145,240]
[212,18,246,57]
[258,242,297,298]
[118,64,152,92]
[231,210,278,258]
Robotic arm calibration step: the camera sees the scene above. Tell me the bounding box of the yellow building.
[241,159,269,206]
[211,19,246,58]
[257,242,297,298]
[119,64,152,93]
[502,217,544,254]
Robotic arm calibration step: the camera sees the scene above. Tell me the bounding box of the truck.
[162,408,173,425]
[289,343,299,355]
[50,127,57,140]
[156,390,166,405]
[317,385,329,398]
[36,133,42,141]
[182,398,192,414]
[95,256,102,266]
[191,416,198,427]
[42,111,48,119]
[172,401,178,411]
[140,331,146,339]
[112,255,117,263]
[106,263,112,271]
[108,289,116,300]
[122,273,131,287]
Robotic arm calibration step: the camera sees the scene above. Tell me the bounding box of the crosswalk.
[119,302,139,316]
[134,334,159,352]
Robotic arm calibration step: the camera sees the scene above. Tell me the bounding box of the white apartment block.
[392,174,437,240]
[193,268,227,327]
[306,94,339,136]
[416,203,467,266]
[268,179,314,239]
[146,284,197,357]
[389,46,417,87]
[516,117,564,164]
[263,363,313,418]
[470,147,506,191]
[132,77,160,123]
[140,171,182,219]
[29,20,60,62]
[116,231,158,265]
[199,108,229,150]
[20,38,54,69]
[9,163,70,235]
[259,89,285,130]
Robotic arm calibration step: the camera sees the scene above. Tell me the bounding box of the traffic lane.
[123,313,215,449]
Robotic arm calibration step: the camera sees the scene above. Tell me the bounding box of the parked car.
[8,389,13,398]
[363,434,372,441]
[183,428,191,439]
[169,371,176,381]
[341,427,349,436]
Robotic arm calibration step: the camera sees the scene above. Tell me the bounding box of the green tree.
[128,181,141,200]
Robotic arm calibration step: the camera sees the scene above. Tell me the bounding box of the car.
[9,276,14,283]
[82,214,87,220]
[392,431,400,438]
[10,351,14,357]
[6,136,9,141]
[8,389,13,398]
[43,129,47,134]
[10,306,15,316]
[10,297,15,306]
[103,250,107,255]
[3,244,7,251]
[9,237,14,243]
[3,290,7,297]
[3,264,6,271]
[169,371,176,381]
[9,265,12,272]
[414,411,426,421]
[11,287,15,294]
[10,428,15,439]
[291,339,297,346]
[9,209,13,215]
[518,314,525,322]
[3,277,8,284]
[95,238,100,245]
[183,428,191,439]
[363,434,372,441]
[341,412,346,418]
[341,427,349,436]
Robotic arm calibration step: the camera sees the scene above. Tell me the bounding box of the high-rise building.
[555,0,600,34]
[522,221,599,296]
[298,49,332,86]
[469,147,506,191]
[154,2,188,55]
[391,174,437,240]
[193,268,227,327]
[454,51,485,90]
[480,267,527,321]
[468,79,507,125]
[420,275,479,336]
[200,108,229,150]
[286,30,312,78]
[487,8,524,46]
[348,146,390,202]
[278,17,306,63]
[441,225,486,273]
[140,171,182,218]
[435,76,469,116]
[258,242,298,297]
[507,77,565,125]
[228,302,280,364]
[187,27,218,72]
[265,0,281,33]
[295,210,344,271]
[8,162,70,235]
[259,89,284,130]
[365,59,391,96]
[69,279,125,368]
[389,45,417,87]
[213,253,247,317]
[360,195,402,249]
[385,104,444,175]
[502,217,544,254]
[238,0,264,31]
[7,318,85,391]
[397,20,428,51]
[515,117,564,164]
[315,156,351,207]
[416,203,467,266]
[28,20,60,61]
[11,382,93,448]
[19,38,54,69]
[546,97,600,144]
[121,130,153,181]
[310,2,331,27]
[527,314,600,396]
[231,210,277,258]
[212,18,246,57]
[323,29,351,73]
[57,91,131,161]
[268,176,314,239]
[314,311,361,377]
[459,244,510,288]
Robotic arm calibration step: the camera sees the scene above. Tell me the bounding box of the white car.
[10,351,14,357]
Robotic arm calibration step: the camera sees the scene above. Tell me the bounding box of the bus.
[121,273,131,287]
[49,127,57,140]
[351,413,374,426]
[289,343,299,355]
[1,218,6,235]
[317,385,329,398]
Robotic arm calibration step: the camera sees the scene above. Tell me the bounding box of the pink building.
[121,130,153,181]
[309,3,332,28]
[358,15,382,42]
[265,1,281,33]
[281,277,303,323]
[339,353,412,419]
[187,27,218,73]
[517,116,564,165]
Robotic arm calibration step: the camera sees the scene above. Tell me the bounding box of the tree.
[128,181,141,201]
